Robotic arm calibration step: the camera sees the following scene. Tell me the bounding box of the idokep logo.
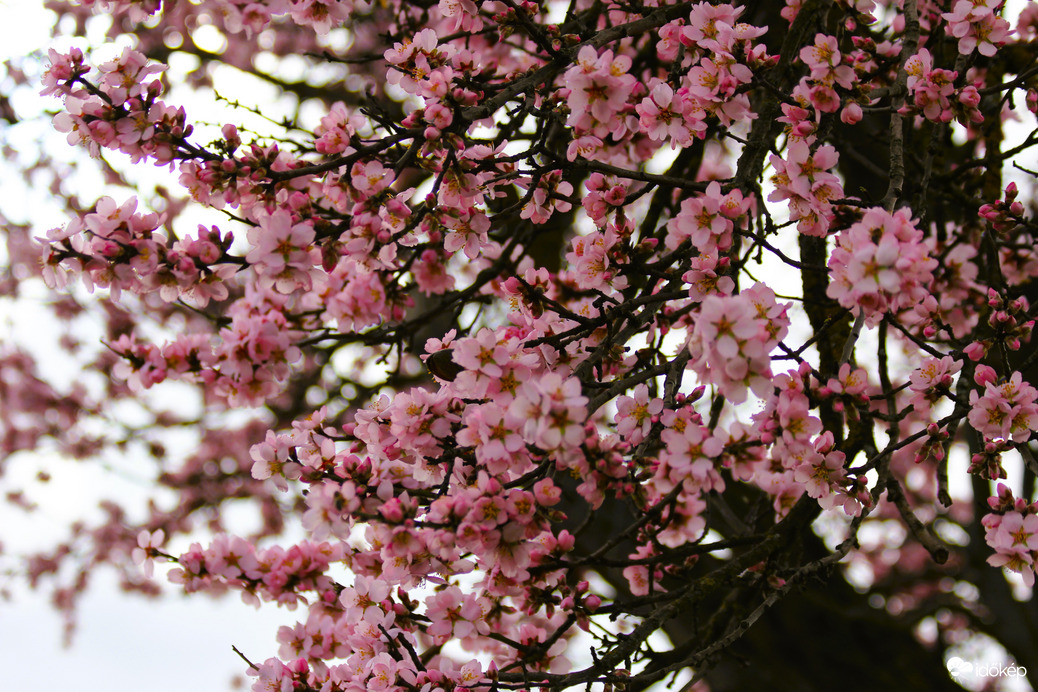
[947,657,973,677]
[976,663,1028,678]
[946,656,1027,679]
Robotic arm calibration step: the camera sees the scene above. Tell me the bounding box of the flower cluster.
[942,0,1013,57]
[635,81,706,148]
[61,0,357,35]
[678,2,768,127]
[519,170,575,225]
[104,286,305,406]
[979,182,1026,234]
[768,140,844,237]
[581,174,629,229]
[794,34,859,119]
[827,207,937,326]
[908,356,962,413]
[562,46,638,141]
[665,181,751,254]
[960,290,1036,370]
[984,484,1038,587]
[753,365,867,517]
[688,283,789,403]
[903,49,983,125]
[169,537,344,607]
[45,47,188,163]
[40,195,242,308]
[968,367,1038,443]
[792,431,862,516]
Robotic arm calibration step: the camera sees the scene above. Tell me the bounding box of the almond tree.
[3,1,1038,690]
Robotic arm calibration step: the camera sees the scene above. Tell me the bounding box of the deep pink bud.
[974,364,997,387]
[963,341,987,361]
[840,102,863,124]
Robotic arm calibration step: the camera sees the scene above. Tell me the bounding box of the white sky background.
[0,3,303,691]
[0,0,1036,691]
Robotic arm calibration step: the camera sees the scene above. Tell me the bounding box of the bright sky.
[0,2,51,59]
[0,4,300,691]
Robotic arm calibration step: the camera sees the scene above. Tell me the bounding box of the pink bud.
[840,102,863,124]
[958,86,981,107]
[974,364,997,387]
[288,191,309,210]
[792,121,816,137]
[556,530,576,551]
[963,341,987,361]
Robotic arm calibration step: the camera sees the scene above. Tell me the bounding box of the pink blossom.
[246,211,316,294]
[943,0,1013,56]
[908,356,962,412]
[768,140,844,236]
[131,529,166,578]
[826,207,937,326]
[688,283,789,403]
[615,384,664,443]
[968,371,1038,442]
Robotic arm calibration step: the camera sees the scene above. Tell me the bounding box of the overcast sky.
[0,4,299,690]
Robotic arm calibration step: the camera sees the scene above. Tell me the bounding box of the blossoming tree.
[3,0,1038,690]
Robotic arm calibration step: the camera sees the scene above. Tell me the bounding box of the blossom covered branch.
[4,0,1038,689]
